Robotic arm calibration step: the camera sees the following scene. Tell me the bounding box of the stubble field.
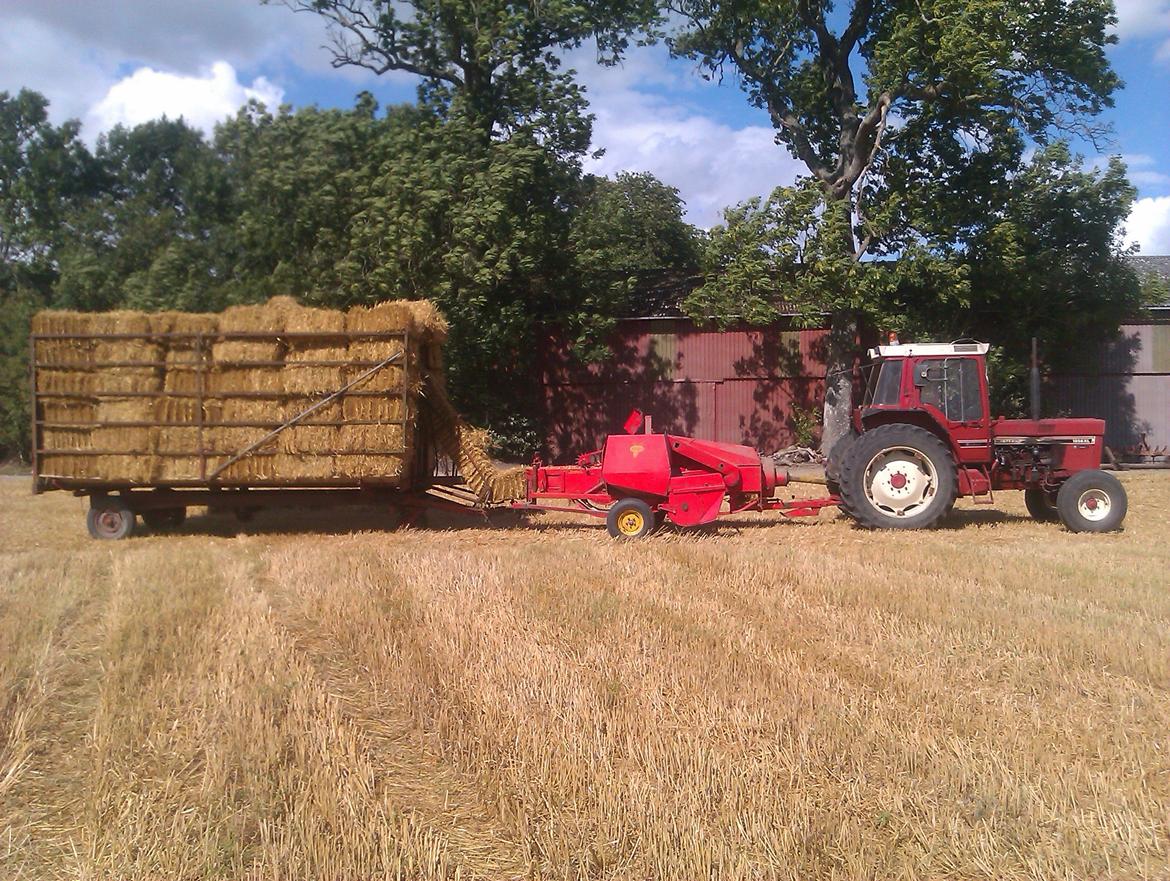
[1,474,1168,880]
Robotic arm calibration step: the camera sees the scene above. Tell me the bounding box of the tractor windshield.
[863,359,902,407]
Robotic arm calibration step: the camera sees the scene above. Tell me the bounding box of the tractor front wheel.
[606,498,656,539]
[838,424,957,530]
[1056,470,1127,533]
[1024,487,1059,522]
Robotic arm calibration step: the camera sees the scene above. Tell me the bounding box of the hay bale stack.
[33,296,458,488]
[284,304,347,395]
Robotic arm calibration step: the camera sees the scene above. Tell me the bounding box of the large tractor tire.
[824,429,859,495]
[1023,486,1059,522]
[1055,470,1127,533]
[838,424,957,530]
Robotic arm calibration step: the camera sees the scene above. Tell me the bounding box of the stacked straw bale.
[32,297,450,487]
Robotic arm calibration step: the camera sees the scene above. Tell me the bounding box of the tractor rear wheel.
[838,424,957,530]
[606,498,656,539]
[1055,470,1127,533]
[1024,487,1059,522]
[825,429,858,495]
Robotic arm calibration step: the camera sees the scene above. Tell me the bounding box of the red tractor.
[517,341,1128,536]
[825,341,1127,533]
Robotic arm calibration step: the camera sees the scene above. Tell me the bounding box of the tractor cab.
[857,341,993,464]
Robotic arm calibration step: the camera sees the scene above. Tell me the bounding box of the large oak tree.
[669,0,1122,447]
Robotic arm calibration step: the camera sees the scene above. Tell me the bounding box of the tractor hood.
[992,418,1105,441]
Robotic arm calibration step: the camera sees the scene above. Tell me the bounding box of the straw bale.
[219,301,290,334]
[341,395,405,422]
[211,339,283,363]
[86,453,155,484]
[208,368,282,395]
[35,337,95,367]
[85,311,152,336]
[42,427,92,451]
[333,454,405,483]
[94,338,161,365]
[220,398,282,424]
[284,349,347,395]
[339,423,406,453]
[284,303,346,334]
[344,359,407,393]
[157,427,203,455]
[41,399,96,425]
[274,453,336,480]
[207,454,277,482]
[37,453,94,480]
[156,457,203,482]
[284,398,342,425]
[91,425,156,453]
[346,300,448,340]
[93,368,162,395]
[96,396,155,424]
[150,311,218,336]
[207,426,277,454]
[158,397,219,425]
[279,425,339,455]
[31,311,92,337]
[38,370,94,395]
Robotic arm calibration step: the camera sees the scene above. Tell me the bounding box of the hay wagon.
[30,298,519,539]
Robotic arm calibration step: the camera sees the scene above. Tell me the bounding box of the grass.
[1,473,1168,880]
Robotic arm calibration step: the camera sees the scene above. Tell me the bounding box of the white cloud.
[1125,196,1170,254]
[569,45,802,227]
[86,62,284,136]
[1113,0,1170,58]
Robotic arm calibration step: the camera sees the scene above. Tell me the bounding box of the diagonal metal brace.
[208,350,405,481]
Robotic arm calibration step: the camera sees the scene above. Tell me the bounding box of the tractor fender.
[860,409,957,459]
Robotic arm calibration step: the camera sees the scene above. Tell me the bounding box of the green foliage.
[568,172,702,358]
[685,178,968,329]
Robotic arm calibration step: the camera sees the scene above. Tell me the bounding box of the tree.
[272,0,658,148]
[669,0,1121,448]
[568,171,703,358]
[54,117,233,313]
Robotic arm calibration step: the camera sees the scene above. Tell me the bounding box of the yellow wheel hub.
[617,510,645,536]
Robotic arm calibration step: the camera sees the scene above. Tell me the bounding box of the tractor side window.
[916,358,983,422]
[866,360,902,406]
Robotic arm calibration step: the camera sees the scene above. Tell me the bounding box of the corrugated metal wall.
[535,319,830,458]
[1049,321,1170,452]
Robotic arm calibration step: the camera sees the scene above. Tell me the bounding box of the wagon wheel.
[86,501,136,541]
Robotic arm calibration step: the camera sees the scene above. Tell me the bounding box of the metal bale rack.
[29,300,498,539]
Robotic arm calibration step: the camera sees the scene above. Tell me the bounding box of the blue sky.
[3,0,1169,249]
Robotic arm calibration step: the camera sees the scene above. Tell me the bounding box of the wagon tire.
[143,508,187,530]
[1024,487,1059,522]
[86,502,136,541]
[1056,470,1127,533]
[838,424,957,530]
[606,498,656,539]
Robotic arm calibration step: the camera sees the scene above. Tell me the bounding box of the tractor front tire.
[1055,470,1127,533]
[606,498,656,539]
[838,424,957,530]
[1024,487,1059,522]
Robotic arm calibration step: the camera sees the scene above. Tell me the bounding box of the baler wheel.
[607,498,655,539]
[838,424,957,530]
[1055,470,1127,533]
[1024,487,1059,522]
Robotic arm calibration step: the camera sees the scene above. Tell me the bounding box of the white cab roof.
[868,342,990,359]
